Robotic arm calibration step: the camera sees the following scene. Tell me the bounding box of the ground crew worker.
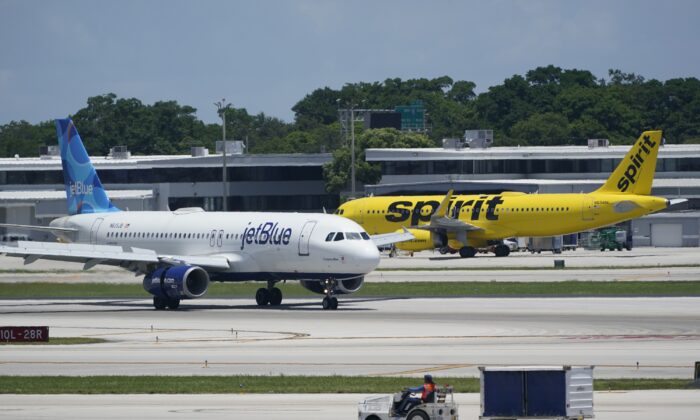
[400,374,436,413]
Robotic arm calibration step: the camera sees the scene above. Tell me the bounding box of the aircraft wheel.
[322,297,331,310]
[153,296,167,310]
[459,246,477,258]
[269,287,283,306]
[495,244,511,257]
[167,299,180,310]
[329,297,338,310]
[407,410,429,420]
[255,288,270,306]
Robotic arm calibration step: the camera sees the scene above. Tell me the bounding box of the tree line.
[1,66,699,192]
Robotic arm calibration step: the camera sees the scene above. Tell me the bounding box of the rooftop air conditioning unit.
[465,129,493,148]
[191,146,209,157]
[216,140,245,155]
[442,138,464,149]
[110,145,131,159]
[587,138,610,148]
[39,145,60,160]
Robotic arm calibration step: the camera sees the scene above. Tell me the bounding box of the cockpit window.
[325,232,335,242]
[333,232,344,241]
[360,232,370,240]
[346,232,362,240]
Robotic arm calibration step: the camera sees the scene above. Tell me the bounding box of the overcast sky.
[1,0,699,125]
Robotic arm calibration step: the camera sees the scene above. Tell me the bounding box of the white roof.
[0,190,152,201]
[0,153,332,170]
[366,144,700,161]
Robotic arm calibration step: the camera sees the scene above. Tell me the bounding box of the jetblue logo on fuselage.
[240,221,292,250]
[616,135,657,192]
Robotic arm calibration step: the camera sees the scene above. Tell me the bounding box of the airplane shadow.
[0,296,406,315]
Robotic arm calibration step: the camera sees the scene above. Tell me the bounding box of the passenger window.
[325,232,335,241]
[333,232,344,241]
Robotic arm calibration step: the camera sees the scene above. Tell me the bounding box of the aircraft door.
[89,218,104,244]
[298,221,317,256]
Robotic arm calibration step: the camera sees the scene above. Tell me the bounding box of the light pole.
[215,99,230,211]
[350,104,356,198]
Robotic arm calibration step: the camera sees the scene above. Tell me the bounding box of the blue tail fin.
[55,118,120,215]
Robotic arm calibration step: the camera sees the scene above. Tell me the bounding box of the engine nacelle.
[395,228,436,252]
[143,265,210,300]
[300,276,364,295]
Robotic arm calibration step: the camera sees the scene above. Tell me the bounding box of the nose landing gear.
[321,278,338,310]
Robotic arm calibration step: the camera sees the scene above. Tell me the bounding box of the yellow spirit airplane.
[337,130,685,258]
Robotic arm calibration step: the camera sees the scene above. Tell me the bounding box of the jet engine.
[394,228,446,252]
[300,276,364,295]
[143,265,210,300]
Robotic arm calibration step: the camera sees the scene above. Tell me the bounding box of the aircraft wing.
[371,228,415,247]
[0,241,230,272]
[157,254,231,270]
[0,223,78,234]
[413,217,483,232]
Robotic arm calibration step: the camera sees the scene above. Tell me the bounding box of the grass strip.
[377,264,700,271]
[0,337,106,345]
[0,281,698,299]
[0,376,692,394]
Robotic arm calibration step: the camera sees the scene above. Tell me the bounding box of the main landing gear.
[459,246,477,258]
[153,296,180,310]
[494,244,511,257]
[255,281,283,307]
[321,278,338,310]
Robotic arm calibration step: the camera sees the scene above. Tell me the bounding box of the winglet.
[432,189,455,220]
[595,130,662,195]
[56,118,120,215]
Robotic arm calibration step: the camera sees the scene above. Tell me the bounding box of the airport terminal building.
[0,147,336,240]
[364,142,700,247]
[1,141,699,246]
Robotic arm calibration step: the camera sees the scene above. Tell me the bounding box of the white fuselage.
[50,208,380,281]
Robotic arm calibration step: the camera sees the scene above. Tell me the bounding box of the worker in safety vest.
[400,374,436,412]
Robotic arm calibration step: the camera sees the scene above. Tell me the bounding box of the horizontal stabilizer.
[668,198,688,207]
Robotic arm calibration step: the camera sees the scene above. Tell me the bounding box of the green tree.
[510,113,571,146]
[0,120,55,157]
[323,128,433,193]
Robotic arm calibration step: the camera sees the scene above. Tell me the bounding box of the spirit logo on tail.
[617,135,658,192]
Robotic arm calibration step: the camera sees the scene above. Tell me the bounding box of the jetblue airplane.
[0,119,402,310]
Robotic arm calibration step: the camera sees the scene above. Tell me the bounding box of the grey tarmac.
[1,296,698,379]
[0,391,698,420]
